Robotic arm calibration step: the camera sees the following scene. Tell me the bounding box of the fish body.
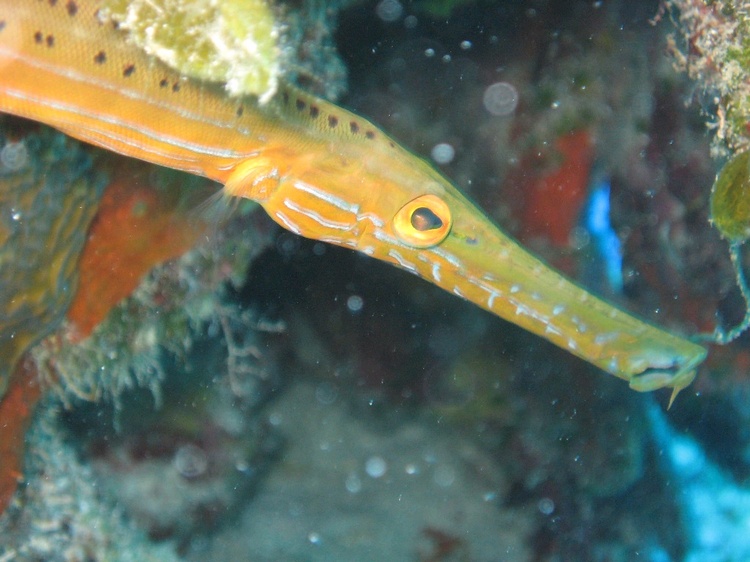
[0,0,706,401]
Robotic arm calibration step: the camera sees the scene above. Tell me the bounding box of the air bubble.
[346,294,364,313]
[315,382,339,405]
[431,143,455,165]
[365,456,387,478]
[1,141,28,171]
[345,472,362,493]
[538,497,555,515]
[483,82,519,116]
[174,443,209,478]
[375,0,403,22]
[433,464,456,487]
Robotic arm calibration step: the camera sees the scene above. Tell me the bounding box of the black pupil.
[411,207,443,231]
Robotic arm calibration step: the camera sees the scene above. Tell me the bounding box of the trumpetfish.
[0,0,707,405]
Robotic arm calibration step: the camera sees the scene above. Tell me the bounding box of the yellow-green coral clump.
[711,149,750,242]
[102,0,281,103]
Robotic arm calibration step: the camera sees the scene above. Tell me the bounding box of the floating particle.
[538,497,555,515]
[433,464,456,487]
[346,294,364,312]
[460,40,472,50]
[315,381,338,405]
[345,472,362,493]
[425,48,435,57]
[308,532,322,545]
[376,0,403,22]
[431,143,455,165]
[483,82,519,116]
[173,443,209,478]
[0,141,28,171]
[276,232,300,256]
[365,455,387,478]
[710,150,750,242]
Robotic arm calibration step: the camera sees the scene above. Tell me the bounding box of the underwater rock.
[0,123,106,397]
[65,315,286,543]
[0,401,181,562]
[183,381,534,561]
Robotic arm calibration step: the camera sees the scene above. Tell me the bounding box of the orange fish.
[0,1,707,404]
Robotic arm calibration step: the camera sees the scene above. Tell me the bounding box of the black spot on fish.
[236,106,244,117]
[123,63,135,77]
[93,50,106,64]
[295,99,306,112]
[365,131,375,140]
[45,34,54,47]
[310,105,319,118]
[66,1,78,16]
[349,121,359,134]
[0,21,6,33]
[159,78,169,88]
[172,82,180,92]
[33,31,43,44]
[48,0,57,6]
[282,91,289,104]
[328,115,338,128]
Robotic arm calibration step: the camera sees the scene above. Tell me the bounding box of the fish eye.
[393,194,452,248]
[411,206,443,231]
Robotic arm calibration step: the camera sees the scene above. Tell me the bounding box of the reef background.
[3,0,750,561]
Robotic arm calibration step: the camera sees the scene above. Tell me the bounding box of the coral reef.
[63,304,287,544]
[102,0,282,102]
[5,0,750,560]
[0,122,106,396]
[0,401,181,562]
[0,358,42,514]
[661,0,750,157]
[101,0,354,102]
